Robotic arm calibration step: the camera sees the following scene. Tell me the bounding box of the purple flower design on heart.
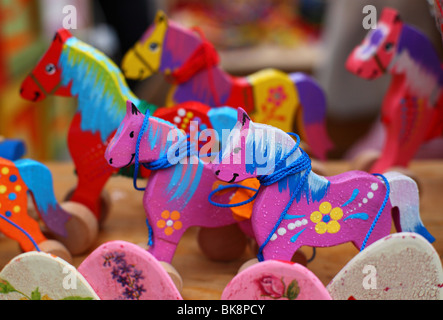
[103,251,146,300]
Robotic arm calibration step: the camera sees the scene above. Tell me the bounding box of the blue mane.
[143,115,204,209]
[59,37,141,142]
[244,126,330,204]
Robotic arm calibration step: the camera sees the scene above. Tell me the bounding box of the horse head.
[20,29,73,102]
[346,8,403,80]
[121,10,169,80]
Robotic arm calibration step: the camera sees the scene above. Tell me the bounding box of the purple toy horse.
[211,108,434,261]
[104,101,252,263]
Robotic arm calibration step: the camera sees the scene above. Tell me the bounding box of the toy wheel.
[64,188,111,228]
[351,150,381,172]
[38,239,73,263]
[197,224,248,262]
[51,201,99,255]
[159,261,183,293]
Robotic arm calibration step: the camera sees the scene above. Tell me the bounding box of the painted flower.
[258,275,285,299]
[257,275,300,300]
[157,210,183,236]
[267,86,287,107]
[310,201,343,234]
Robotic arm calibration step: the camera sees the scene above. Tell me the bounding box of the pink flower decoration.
[267,86,287,107]
[257,275,285,299]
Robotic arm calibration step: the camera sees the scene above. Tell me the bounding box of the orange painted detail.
[229,178,260,221]
[0,158,46,251]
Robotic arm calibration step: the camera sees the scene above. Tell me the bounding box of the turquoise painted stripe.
[343,213,369,221]
[341,189,359,207]
[284,214,306,220]
[290,228,306,243]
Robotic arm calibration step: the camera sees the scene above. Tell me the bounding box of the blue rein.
[208,133,312,262]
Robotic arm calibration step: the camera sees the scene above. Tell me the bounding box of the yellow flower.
[310,201,343,234]
[157,210,182,236]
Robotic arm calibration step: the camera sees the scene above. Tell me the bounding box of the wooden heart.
[0,251,98,300]
[327,232,443,300]
[222,260,331,300]
[78,240,182,300]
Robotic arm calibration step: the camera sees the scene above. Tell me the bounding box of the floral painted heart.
[0,251,98,300]
[221,259,331,300]
[78,240,182,300]
[327,232,443,300]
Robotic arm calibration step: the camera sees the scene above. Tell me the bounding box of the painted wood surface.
[222,259,331,300]
[0,160,440,300]
[0,138,26,161]
[347,7,443,173]
[0,157,75,261]
[121,10,333,161]
[105,102,253,263]
[78,240,182,300]
[328,232,443,300]
[0,251,98,300]
[212,108,434,262]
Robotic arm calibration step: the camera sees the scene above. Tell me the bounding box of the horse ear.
[126,100,141,116]
[53,28,72,43]
[155,10,168,25]
[380,8,402,24]
[237,107,250,128]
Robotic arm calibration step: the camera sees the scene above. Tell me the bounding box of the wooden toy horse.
[121,10,333,161]
[19,29,152,224]
[346,8,443,173]
[104,101,253,264]
[0,157,81,262]
[19,29,228,225]
[211,108,434,262]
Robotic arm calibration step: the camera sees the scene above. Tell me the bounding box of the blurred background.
[0,0,442,161]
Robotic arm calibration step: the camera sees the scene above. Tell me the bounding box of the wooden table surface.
[0,160,442,300]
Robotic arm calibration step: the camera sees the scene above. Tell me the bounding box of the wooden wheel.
[159,261,183,293]
[64,188,111,228]
[197,224,248,262]
[50,201,98,255]
[38,239,72,263]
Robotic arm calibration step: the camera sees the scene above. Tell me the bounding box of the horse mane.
[392,25,443,101]
[141,114,203,209]
[244,122,330,204]
[160,21,202,72]
[59,37,140,143]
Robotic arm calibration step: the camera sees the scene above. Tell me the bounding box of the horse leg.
[0,207,72,262]
[66,114,117,222]
[384,171,435,243]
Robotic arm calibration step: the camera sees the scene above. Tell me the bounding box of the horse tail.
[385,171,435,243]
[289,73,333,160]
[15,159,71,237]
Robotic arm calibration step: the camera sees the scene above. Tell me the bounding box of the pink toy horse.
[104,101,252,263]
[211,107,434,261]
[346,8,443,173]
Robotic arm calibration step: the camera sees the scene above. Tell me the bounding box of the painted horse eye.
[149,42,158,51]
[233,147,241,154]
[130,131,134,138]
[45,63,56,75]
[384,42,394,52]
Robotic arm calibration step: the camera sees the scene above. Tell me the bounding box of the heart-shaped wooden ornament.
[78,240,182,300]
[0,251,98,300]
[222,259,331,300]
[327,232,443,300]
